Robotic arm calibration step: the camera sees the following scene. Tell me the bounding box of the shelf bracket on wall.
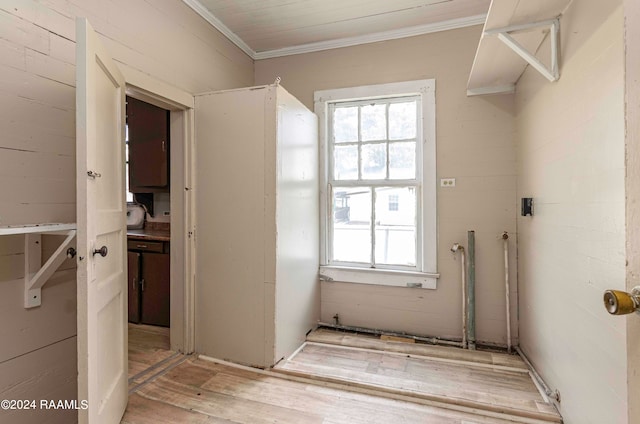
[0,223,77,309]
[485,18,560,83]
[466,0,572,97]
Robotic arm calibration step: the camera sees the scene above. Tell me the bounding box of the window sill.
[319,266,438,289]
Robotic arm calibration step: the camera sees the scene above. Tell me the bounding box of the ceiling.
[183,0,491,59]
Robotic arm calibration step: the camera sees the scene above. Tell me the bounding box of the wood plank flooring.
[122,327,562,424]
[122,356,548,424]
[275,343,559,422]
[307,328,527,369]
[128,324,173,380]
[275,329,561,423]
[127,323,187,394]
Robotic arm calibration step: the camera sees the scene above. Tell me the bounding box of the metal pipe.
[467,230,476,350]
[503,232,512,353]
[460,248,467,350]
[317,322,464,347]
[450,243,467,349]
[515,346,560,403]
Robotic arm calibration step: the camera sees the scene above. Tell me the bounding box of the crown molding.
[254,14,487,60]
[182,0,255,59]
[183,0,486,61]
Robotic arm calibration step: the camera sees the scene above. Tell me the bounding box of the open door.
[76,18,128,423]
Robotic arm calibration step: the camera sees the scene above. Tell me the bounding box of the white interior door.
[75,17,128,424]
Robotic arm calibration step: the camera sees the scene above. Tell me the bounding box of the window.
[330,97,419,267]
[388,194,399,212]
[125,124,134,202]
[315,80,437,289]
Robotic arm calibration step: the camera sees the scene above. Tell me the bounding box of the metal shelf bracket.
[486,17,560,83]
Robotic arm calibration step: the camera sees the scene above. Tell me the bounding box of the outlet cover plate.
[440,178,456,187]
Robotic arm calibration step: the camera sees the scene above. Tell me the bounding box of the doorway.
[122,85,195,394]
[126,97,170,324]
[125,95,173,379]
[123,85,194,355]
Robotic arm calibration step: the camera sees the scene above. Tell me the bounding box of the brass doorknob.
[603,287,640,315]
[93,246,108,257]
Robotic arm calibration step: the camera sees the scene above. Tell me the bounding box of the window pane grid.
[328,94,421,270]
[330,183,419,268]
[330,97,418,184]
[357,106,362,179]
[370,187,376,267]
[385,103,390,180]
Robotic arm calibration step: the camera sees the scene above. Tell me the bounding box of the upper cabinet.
[126,96,170,192]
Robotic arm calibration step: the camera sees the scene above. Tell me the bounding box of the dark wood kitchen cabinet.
[126,96,170,193]
[127,239,170,327]
[140,252,170,327]
[127,251,141,323]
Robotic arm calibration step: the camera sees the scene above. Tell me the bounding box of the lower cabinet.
[127,251,141,323]
[140,252,170,327]
[127,240,170,327]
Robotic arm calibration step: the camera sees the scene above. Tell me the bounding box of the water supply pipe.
[467,230,476,350]
[450,243,467,349]
[502,232,512,353]
[515,346,561,403]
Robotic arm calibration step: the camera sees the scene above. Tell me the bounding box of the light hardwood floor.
[288,329,561,423]
[127,323,185,393]
[275,342,559,422]
[128,324,173,379]
[306,328,528,369]
[122,327,562,424]
[123,356,548,424]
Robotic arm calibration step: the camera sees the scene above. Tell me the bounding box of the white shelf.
[467,0,573,96]
[1,223,77,308]
[0,223,77,235]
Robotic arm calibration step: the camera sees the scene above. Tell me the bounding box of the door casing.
[124,81,196,354]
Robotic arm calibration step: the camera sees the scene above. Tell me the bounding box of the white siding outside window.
[315,80,438,289]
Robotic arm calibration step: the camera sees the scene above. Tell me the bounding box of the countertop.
[127,228,171,242]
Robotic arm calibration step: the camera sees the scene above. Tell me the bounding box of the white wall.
[0,238,77,424]
[625,2,640,422]
[0,1,253,422]
[515,1,627,423]
[256,25,518,346]
[147,192,171,223]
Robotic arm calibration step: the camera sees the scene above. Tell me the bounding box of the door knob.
[93,246,108,257]
[603,287,640,315]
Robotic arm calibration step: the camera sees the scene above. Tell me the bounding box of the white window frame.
[315,79,438,289]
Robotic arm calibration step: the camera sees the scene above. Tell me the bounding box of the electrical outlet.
[440,178,456,187]
[163,211,170,217]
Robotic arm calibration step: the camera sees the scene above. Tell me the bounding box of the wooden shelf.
[0,223,77,308]
[0,223,76,235]
[467,0,573,96]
